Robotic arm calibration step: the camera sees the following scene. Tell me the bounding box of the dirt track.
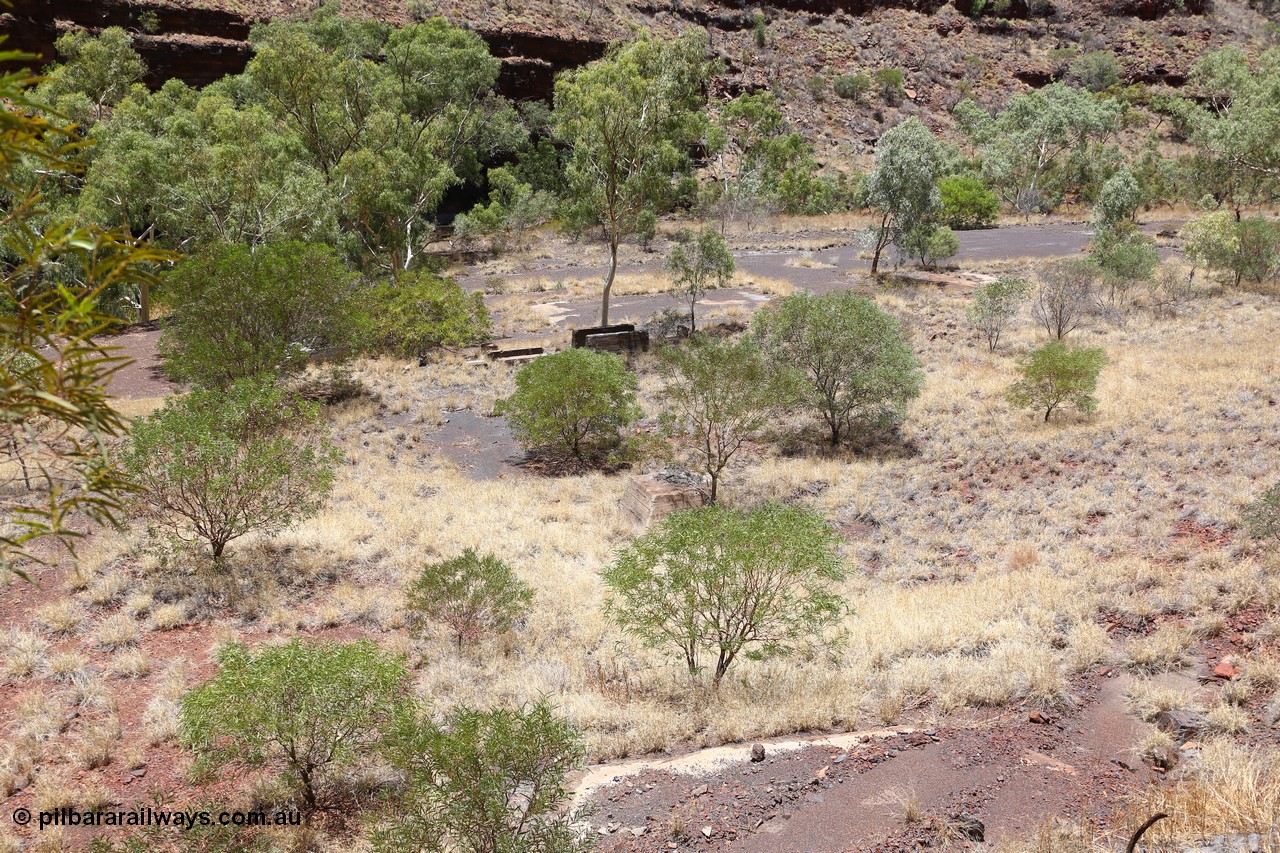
[582,673,1170,851]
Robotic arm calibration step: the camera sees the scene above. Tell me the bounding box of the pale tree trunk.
[601,234,619,326]
[870,211,892,275]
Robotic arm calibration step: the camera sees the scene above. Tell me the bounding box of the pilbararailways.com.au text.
[14,806,301,831]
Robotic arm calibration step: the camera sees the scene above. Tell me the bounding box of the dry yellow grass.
[1137,740,1280,847]
[173,285,1274,760]
[3,268,1279,853]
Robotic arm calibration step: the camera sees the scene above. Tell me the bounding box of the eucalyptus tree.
[1180,47,1280,219]
[249,12,525,271]
[704,91,825,228]
[954,83,1122,214]
[553,31,711,325]
[35,27,145,125]
[77,10,524,274]
[863,118,945,274]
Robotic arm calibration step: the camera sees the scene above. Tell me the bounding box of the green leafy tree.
[864,118,945,274]
[874,68,906,105]
[1182,47,1280,220]
[833,72,872,103]
[361,272,491,361]
[1033,258,1098,339]
[1006,341,1107,423]
[1233,218,1280,286]
[36,27,146,124]
[954,84,1121,214]
[704,92,827,226]
[374,702,589,853]
[406,549,533,647]
[1,54,172,579]
[181,639,409,814]
[1090,225,1158,304]
[1242,484,1280,542]
[453,167,555,253]
[122,377,341,559]
[496,348,641,464]
[901,224,959,269]
[158,242,358,388]
[938,174,1000,230]
[1184,211,1240,281]
[1093,168,1143,230]
[249,12,523,271]
[602,502,846,686]
[1184,212,1280,287]
[1068,51,1123,93]
[657,336,796,502]
[553,32,710,325]
[79,83,340,268]
[967,276,1032,352]
[666,226,735,332]
[752,291,923,445]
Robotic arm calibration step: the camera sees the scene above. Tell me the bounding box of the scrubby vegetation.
[5,3,1280,851]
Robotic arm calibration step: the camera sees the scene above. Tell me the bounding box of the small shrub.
[359,271,492,361]
[667,225,735,332]
[833,72,872,103]
[1185,213,1280,288]
[122,376,341,559]
[158,242,359,389]
[180,639,410,814]
[901,225,959,269]
[496,348,641,464]
[137,9,161,33]
[658,335,798,502]
[374,702,589,853]
[753,291,923,445]
[970,0,1012,15]
[967,276,1032,352]
[1068,50,1123,93]
[938,174,1000,230]
[1092,169,1142,230]
[1006,341,1107,423]
[1091,225,1158,305]
[1243,484,1280,541]
[752,11,767,47]
[1033,258,1098,339]
[874,68,906,105]
[603,502,847,685]
[645,307,691,342]
[405,549,533,647]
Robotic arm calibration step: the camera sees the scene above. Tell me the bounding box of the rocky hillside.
[9,0,1277,158]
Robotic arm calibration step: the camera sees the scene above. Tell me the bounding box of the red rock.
[1213,661,1239,679]
[1029,710,1050,724]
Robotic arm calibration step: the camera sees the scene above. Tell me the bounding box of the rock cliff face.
[9,0,1226,93]
[3,0,1258,148]
[6,0,608,98]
